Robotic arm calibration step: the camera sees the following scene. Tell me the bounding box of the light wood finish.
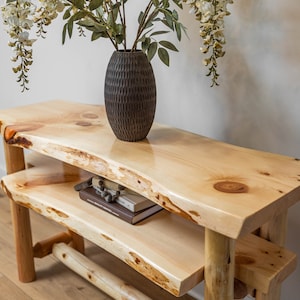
[3,141,36,283]
[235,234,296,294]
[1,153,297,298]
[1,100,300,240]
[33,232,73,258]
[255,211,288,300]
[204,229,235,300]
[1,100,300,299]
[0,190,196,300]
[53,242,152,300]
[1,154,206,296]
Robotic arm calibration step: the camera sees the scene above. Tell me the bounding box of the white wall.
[0,0,299,299]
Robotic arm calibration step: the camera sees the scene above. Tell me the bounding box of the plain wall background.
[0,0,299,299]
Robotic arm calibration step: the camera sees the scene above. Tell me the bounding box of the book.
[91,176,155,212]
[79,187,163,224]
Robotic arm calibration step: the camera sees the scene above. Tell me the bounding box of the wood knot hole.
[214,181,248,193]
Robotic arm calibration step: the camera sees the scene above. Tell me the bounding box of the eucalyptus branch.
[103,0,119,50]
[131,0,154,51]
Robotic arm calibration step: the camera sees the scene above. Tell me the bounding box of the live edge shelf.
[0,100,300,300]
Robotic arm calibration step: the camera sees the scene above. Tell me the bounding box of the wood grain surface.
[1,100,300,239]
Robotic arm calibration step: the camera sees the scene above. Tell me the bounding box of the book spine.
[79,192,132,224]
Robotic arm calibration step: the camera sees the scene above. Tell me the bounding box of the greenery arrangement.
[1,0,233,91]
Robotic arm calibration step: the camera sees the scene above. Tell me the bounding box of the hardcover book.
[79,187,163,224]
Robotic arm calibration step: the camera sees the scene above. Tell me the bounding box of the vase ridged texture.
[104,51,156,142]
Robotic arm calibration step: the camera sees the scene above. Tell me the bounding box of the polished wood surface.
[1,100,299,299]
[1,100,300,239]
[0,190,196,300]
[1,154,206,296]
[1,152,297,298]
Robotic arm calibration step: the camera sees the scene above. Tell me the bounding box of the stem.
[121,0,126,49]
[131,0,154,51]
[103,1,119,50]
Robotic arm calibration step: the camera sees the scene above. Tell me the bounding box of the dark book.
[79,187,163,224]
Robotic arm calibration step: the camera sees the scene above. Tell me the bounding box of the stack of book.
[75,176,163,224]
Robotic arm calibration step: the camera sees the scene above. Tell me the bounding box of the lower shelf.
[1,153,297,297]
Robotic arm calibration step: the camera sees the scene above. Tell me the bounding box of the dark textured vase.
[104,50,156,142]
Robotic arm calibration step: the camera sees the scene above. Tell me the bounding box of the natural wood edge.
[235,233,297,294]
[2,153,297,298]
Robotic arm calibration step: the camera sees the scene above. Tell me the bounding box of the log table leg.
[255,211,288,300]
[204,228,235,300]
[4,143,36,282]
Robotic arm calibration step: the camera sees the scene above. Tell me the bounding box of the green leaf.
[115,34,124,44]
[163,11,174,30]
[73,0,84,9]
[158,47,169,66]
[67,20,74,38]
[77,18,95,27]
[71,11,87,21]
[89,0,102,11]
[63,8,71,20]
[175,22,181,41]
[114,24,124,35]
[147,42,158,61]
[138,11,144,24]
[159,40,178,51]
[62,23,68,44]
[91,31,102,41]
[141,37,151,52]
[144,21,154,30]
[150,30,169,36]
[172,9,178,21]
[152,0,159,7]
[162,0,170,8]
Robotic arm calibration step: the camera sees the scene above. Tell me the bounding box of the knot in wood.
[214,181,248,193]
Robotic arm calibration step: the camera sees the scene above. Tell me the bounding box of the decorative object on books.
[75,175,156,212]
[91,175,155,212]
[79,187,163,224]
[1,0,234,92]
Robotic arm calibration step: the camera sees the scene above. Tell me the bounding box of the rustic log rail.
[1,100,300,299]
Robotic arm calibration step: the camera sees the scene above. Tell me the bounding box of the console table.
[1,100,299,300]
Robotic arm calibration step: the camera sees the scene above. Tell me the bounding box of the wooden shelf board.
[1,154,205,297]
[1,153,297,297]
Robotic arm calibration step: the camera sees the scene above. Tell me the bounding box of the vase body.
[104,50,156,142]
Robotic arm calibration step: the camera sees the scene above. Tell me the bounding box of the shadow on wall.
[219,0,300,157]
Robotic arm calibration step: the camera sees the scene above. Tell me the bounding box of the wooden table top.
[1,100,300,239]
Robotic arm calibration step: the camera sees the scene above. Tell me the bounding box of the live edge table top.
[1,100,300,239]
